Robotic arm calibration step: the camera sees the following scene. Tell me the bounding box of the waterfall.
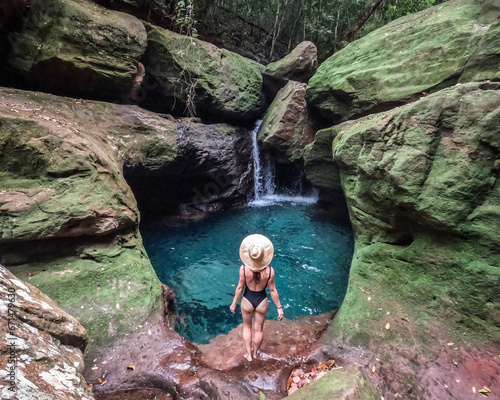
[251,120,275,200]
[249,120,318,206]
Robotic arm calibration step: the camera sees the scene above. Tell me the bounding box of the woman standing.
[229,234,284,361]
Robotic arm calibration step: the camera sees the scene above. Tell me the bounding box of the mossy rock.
[323,82,500,399]
[141,22,265,124]
[285,365,380,400]
[306,0,500,122]
[8,0,147,99]
[257,80,314,164]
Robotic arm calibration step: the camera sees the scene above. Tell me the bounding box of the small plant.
[174,0,198,38]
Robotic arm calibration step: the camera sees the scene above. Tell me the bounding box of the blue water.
[142,200,354,344]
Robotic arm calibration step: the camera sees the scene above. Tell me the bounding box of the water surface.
[142,200,354,344]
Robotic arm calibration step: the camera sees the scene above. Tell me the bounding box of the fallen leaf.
[368,296,371,301]
[447,343,454,346]
[372,366,376,373]
[101,380,107,386]
[127,365,135,370]
[101,361,107,365]
[385,323,390,330]
[28,272,37,277]
[91,366,98,371]
[98,378,102,383]
[88,384,93,389]
[456,380,461,383]
[473,387,476,393]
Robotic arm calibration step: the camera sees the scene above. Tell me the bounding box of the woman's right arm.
[268,267,284,321]
[229,266,245,313]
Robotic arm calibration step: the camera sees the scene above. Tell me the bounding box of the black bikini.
[243,265,272,309]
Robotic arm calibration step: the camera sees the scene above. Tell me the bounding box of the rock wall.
[303,0,500,398]
[0,87,252,350]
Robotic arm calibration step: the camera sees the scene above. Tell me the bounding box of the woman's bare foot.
[243,353,252,362]
[253,350,259,359]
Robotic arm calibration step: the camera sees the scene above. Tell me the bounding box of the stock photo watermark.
[5,287,18,394]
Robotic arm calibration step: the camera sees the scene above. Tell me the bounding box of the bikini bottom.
[243,287,267,309]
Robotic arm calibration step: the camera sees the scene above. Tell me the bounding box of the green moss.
[13,238,163,348]
[286,365,380,400]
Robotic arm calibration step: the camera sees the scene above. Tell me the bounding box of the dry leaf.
[447,343,454,346]
[127,365,135,371]
[368,296,371,301]
[473,387,476,393]
[98,378,102,383]
[372,366,376,373]
[101,380,107,386]
[385,323,390,330]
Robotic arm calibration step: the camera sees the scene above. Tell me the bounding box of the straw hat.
[239,234,274,272]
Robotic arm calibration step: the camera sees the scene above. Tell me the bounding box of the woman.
[229,234,284,361]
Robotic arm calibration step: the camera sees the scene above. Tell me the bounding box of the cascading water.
[250,120,317,206]
[251,120,276,200]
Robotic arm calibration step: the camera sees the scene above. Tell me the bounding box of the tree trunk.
[342,0,386,42]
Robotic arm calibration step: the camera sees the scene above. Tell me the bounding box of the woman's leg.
[241,297,254,360]
[253,298,269,358]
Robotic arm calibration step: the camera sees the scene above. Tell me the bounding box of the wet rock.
[89,311,335,400]
[263,41,318,95]
[198,312,335,371]
[8,0,147,100]
[0,264,94,400]
[258,81,314,164]
[323,82,500,399]
[141,22,265,124]
[307,0,500,123]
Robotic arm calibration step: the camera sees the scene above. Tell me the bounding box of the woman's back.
[243,265,271,292]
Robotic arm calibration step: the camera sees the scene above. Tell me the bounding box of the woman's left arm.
[229,266,245,313]
[268,267,284,321]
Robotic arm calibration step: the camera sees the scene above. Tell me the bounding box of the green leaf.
[258,391,266,400]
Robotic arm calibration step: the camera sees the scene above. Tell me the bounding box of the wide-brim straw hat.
[239,234,274,272]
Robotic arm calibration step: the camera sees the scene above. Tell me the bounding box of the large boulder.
[306,0,500,123]
[0,87,252,349]
[7,0,147,100]
[0,264,94,400]
[141,22,265,124]
[263,41,318,95]
[321,82,500,399]
[258,81,314,164]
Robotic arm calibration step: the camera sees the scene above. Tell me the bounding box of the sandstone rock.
[324,82,500,399]
[303,127,348,219]
[0,264,94,400]
[258,81,314,164]
[286,365,379,400]
[0,87,251,350]
[141,22,265,124]
[8,0,147,100]
[307,0,500,122]
[263,41,318,95]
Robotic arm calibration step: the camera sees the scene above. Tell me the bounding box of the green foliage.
[196,0,449,61]
[173,0,198,37]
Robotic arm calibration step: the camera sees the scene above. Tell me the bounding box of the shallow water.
[142,200,354,344]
